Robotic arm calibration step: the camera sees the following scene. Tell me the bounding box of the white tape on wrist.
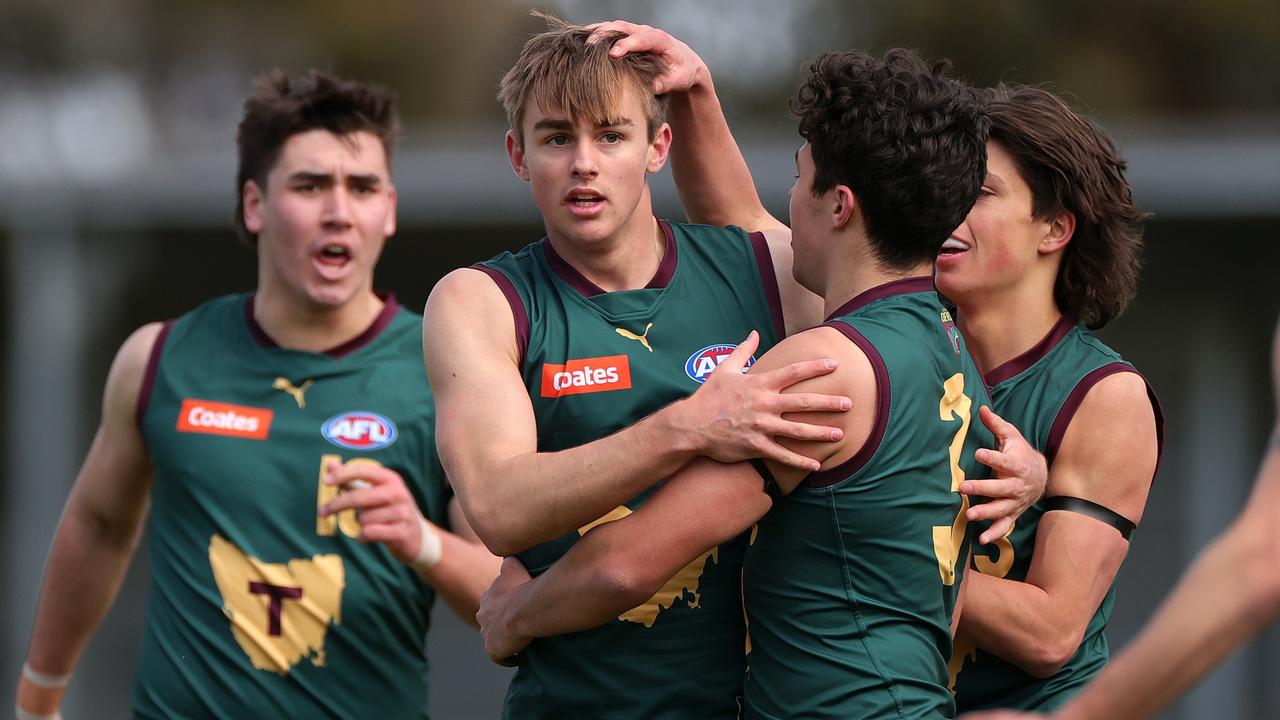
[410,514,443,572]
[15,704,63,720]
[21,664,69,690]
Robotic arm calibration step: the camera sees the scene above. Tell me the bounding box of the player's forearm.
[23,502,142,688]
[668,68,771,231]
[457,403,702,556]
[1058,479,1280,719]
[504,521,663,641]
[959,571,1086,678]
[419,530,503,628]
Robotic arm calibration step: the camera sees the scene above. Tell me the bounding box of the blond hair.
[499,13,669,145]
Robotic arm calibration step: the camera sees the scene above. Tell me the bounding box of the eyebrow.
[531,116,635,132]
[287,171,382,186]
[985,171,1008,190]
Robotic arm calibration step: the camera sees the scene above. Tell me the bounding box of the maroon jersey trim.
[749,231,786,341]
[983,315,1077,387]
[1045,362,1167,476]
[824,276,935,322]
[135,319,175,429]
[805,321,891,488]
[243,291,399,358]
[541,218,678,297]
[471,264,530,366]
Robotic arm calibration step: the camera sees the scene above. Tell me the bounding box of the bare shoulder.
[424,266,511,319]
[423,267,518,367]
[755,326,879,470]
[104,322,167,422]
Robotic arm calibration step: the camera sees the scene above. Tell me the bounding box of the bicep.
[1050,371,1158,523]
[424,270,537,497]
[70,324,160,533]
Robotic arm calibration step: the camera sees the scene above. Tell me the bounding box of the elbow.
[595,559,663,612]
[1023,630,1085,679]
[457,500,522,558]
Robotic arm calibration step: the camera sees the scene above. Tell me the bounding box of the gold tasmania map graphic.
[579,506,718,627]
[209,534,345,674]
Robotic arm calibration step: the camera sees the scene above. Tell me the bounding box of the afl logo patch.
[684,344,756,384]
[322,411,398,451]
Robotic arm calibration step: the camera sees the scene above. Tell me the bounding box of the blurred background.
[2,1,1278,718]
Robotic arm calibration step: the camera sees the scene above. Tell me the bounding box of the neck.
[955,280,1062,374]
[546,193,664,292]
[821,243,933,318]
[253,280,384,353]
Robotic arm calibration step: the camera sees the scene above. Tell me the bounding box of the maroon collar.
[982,314,1076,386]
[245,291,399,358]
[542,219,678,297]
[824,276,936,322]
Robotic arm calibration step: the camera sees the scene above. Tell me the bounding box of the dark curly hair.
[793,49,989,271]
[234,69,399,246]
[987,84,1148,329]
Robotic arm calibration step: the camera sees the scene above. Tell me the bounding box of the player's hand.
[961,406,1048,544]
[584,20,707,95]
[678,330,850,472]
[477,557,534,666]
[317,461,431,564]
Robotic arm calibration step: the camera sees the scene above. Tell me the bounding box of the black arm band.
[749,458,784,499]
[1042,496,1136,540]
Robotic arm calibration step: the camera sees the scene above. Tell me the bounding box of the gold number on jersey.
[975,532,1015,578]
[932,373,973,586]
[315,454,383,538]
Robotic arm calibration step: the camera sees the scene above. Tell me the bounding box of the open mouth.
[317,244,351,266]
[939,237,971,256]
[565,189,605,208]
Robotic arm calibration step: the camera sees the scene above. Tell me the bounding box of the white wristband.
[21,664,69,690]
[410,514,443,572]
[16,705,62,720]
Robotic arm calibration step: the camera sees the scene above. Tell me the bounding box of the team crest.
[684,344,755,384]
[322,411,397,451]
[940,310,962,356]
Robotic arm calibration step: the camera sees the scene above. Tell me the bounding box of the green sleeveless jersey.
[742,277,994,720]
[952,317,1163,712]
[133,293,448,719]
[475,220,786,719]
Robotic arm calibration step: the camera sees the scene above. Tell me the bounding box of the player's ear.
[243,179,264,234]
[831,185,858,230]
[646,122,672,174]
[1039,210,1075,254]
[383,183,398,238]
[506,131,531,182]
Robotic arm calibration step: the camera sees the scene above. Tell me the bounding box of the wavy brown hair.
[234,69,399,246]
[499,13,669,145]
[988,84,1148,329]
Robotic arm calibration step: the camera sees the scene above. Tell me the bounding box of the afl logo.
[684,344,756,384]
[322,411,398,451]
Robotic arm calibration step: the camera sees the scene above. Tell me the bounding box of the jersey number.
[315,454,382,537]
[932,373,972,586]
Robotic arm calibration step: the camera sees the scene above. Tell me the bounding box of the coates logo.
[322,412,398,451]
[685,344,755,384]
[177,399,273,440]
[541,355,632,398]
